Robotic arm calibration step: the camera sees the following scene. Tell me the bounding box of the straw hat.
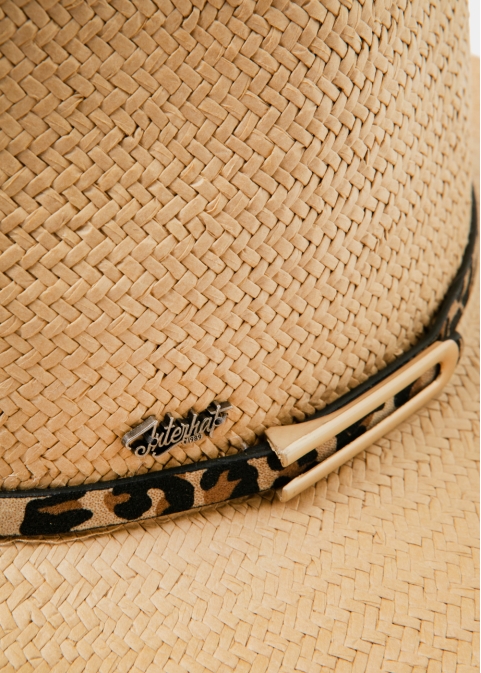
[0,0,478,669]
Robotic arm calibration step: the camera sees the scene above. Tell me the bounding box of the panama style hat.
[0,0,479,669]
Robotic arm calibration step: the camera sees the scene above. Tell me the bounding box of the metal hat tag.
[122,401,233,457]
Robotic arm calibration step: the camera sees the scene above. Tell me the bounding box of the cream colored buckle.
[265,340,460,503]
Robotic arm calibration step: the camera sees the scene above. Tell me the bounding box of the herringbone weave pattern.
[0,280,478,672]
[0,0,473,490]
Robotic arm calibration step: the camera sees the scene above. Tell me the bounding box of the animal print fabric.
[0,363,445,538]
[0,206,476,538]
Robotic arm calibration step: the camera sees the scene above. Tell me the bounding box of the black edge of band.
[1,443,271,500]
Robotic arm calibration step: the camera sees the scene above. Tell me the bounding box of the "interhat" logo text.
[121,402,233,457]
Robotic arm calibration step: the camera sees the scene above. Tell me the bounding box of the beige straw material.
[0,64,478,669]
[0,282,477,672]
[0,0,474,491]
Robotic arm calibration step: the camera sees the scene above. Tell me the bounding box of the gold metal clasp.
[265,340,460,502]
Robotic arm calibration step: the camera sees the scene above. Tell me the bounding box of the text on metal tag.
[121,402,233,457]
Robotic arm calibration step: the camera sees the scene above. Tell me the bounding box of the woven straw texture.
[0,270,478,673]
[0,55,478,665]
[0,0,474,490]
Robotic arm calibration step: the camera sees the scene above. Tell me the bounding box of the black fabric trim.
[3,443,270,501]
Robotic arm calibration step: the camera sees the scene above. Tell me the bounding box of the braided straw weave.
[0,0,474,490]
[0,228,478,671]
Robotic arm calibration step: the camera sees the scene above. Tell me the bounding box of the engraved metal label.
[122,402,233,457]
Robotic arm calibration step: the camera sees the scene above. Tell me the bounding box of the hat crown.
[0,0,472,490]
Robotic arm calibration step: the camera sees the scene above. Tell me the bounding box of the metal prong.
[122,416,158,449]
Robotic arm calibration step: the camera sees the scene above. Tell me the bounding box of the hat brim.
[0,72,478,673]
